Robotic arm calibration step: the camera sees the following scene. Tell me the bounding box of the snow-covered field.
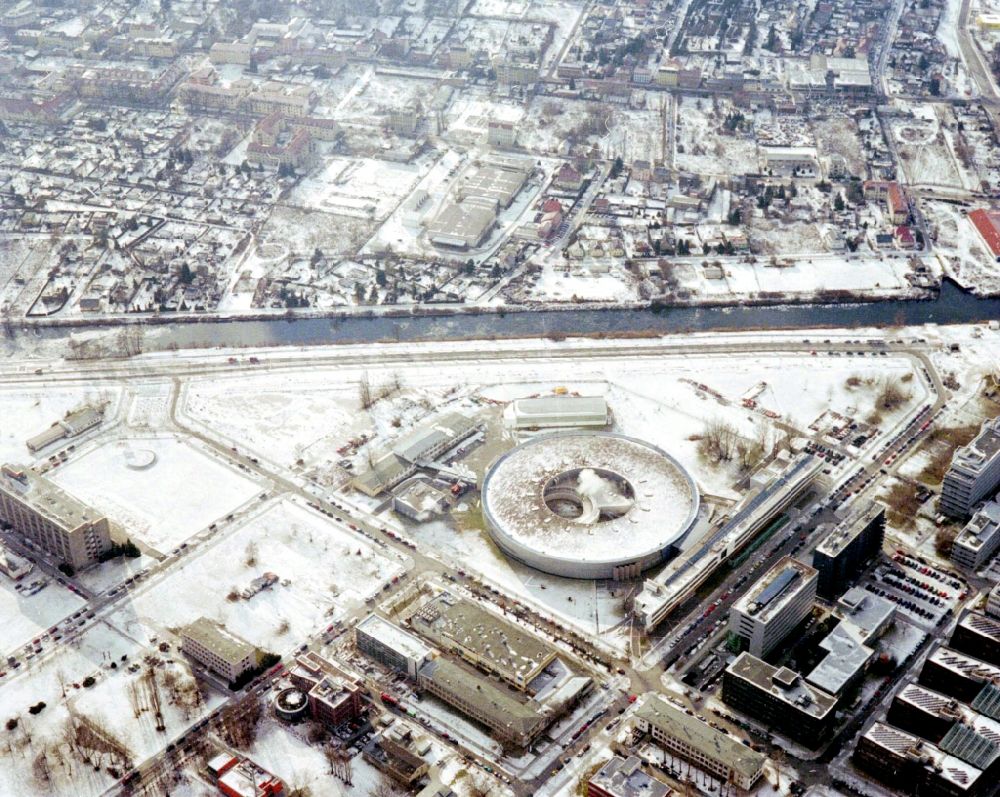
[49,434,261,554]
[0,384,123,466]
[0,621,213,797]
[116,498,405,654]
[0,576,86,655]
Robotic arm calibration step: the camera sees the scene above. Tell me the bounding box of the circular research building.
[482,432,699,580]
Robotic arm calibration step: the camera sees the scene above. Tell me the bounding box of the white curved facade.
[482,432,699,579]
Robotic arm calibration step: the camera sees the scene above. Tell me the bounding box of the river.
[29,279,1000,352]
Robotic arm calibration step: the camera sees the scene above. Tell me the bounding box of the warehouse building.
[920,647,1000,703]
[181,617,258,684]
[26,405,104,453]
[952,501,1000,570]
[351,411,481,497]
[355,614,435,678]
[416,657,547,749]
[854,722,987,797]
[0,464,112,571]
[634,694,765,791]
[729,556,817,657]
[812,504,885,599]
[968,208,1000,263]
[504,395,609,432]
[426,201,497,249]
[942,418,1000,519]
[723,652,838,748]
[411,592,556,692]
[951,613,1000,668]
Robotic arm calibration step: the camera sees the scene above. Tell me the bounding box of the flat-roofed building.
[812,504,885,598]
[942,419,1000,519]
[588,756,672,797]
[805,620,875,697]
[211,754,284,797]
[953,501,1000,570]
[986,584,1000,620]
[416,657,547,749]
[634,694,766,790]
[729,556,817,657]
[722,652,838,748]
[457,161,530,208]
[426,201,496,249]
[180,617,257,684]
[505,395,609,432]
[952,613,1000,668]
[288,651,364,728]
[760,146,819,174]
[854,722,987,797]
[355,614,434,678]
[920,647,1000,703]
[411,592,556,692]
[835,587,896,640]
[0,464,112,571]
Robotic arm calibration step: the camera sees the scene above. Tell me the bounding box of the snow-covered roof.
[482,432,698,569]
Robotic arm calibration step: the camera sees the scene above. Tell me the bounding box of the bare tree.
[244,541,259,568]
[698,418,738,464]
[359,372,373,410]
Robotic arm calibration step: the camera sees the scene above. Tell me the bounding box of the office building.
[854,722,987,797]
[835,587,897,640]
[888,683,1000,773]
[723,652,838,748]
[805,620,875,697]
[411,592,556,692]
[920,647,1000,703]
[942,418,1000,519]
[952,501,1000,570]
[287,651,364,728]
[812,504,885,599]
[634,694,766,791]
[416,657,547,749]
[180,617,257,684]
[588,756,672,797]
[355,614,435,678]
[951,613,1000,668]
[729,556,817,657]
[0,464,113,571]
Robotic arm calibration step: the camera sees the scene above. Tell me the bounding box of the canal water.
[31,279,1000,352]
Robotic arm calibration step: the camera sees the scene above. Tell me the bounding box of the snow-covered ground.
[48,433,261,554]
[0,575,86,655]
[114,498,405,654]
[0,384,123,466]
[0,620,213,797]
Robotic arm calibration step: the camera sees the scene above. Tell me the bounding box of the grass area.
[918,424,979,485]
[884,481,922,529]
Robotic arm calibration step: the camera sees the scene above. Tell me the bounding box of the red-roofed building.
[969,208,1000,262]
[863,180,909,225]
[894,225,915,249]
